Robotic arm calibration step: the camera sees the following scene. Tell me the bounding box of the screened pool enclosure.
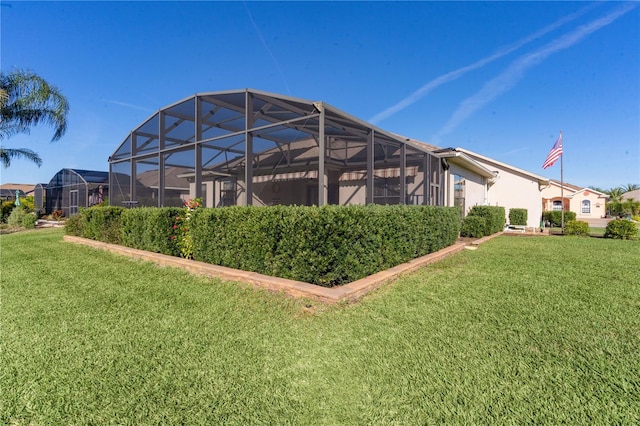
[46,169,108,216]
[109,89,446,208]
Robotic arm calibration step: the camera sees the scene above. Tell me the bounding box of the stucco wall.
[466,160,544,228]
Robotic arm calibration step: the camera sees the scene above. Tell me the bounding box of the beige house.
[541,180,608,220]
[435,148,549,228]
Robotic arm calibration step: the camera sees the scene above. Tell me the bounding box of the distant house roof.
[623,189,640,202]
[0,183,36,195]
[0,188,25,199]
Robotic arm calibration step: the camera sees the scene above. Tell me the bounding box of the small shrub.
[6,206,27,228]
[460,216,485,238]
[604,219,638,240]
[21,212,37,229]
[466,205,506,235]
[509,208,528,226]
[2,200,16,222]
[564,220,589,236]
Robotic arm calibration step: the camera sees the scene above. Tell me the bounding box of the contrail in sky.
[368,2,601,124]
[107,100,153,112]
[435,2,637,139]
[243,2,291,95]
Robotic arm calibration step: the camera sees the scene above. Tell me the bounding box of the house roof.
[623,189,640,201]
[0,183,36,195]
[448,147,549,184]
[548,179,608,198]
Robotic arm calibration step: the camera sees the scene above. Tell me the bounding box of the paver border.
[64,232,503,304]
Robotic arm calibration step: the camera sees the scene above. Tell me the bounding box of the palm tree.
[0,68,69,167]
[622,183,640,193]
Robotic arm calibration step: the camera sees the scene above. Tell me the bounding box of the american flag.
[542,132,563,169]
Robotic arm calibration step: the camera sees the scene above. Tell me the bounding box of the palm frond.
[0,147,43,167]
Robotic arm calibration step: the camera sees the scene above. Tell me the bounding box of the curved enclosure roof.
[109,89,447,208]
[110,89,434,164]
[48,169,109,187]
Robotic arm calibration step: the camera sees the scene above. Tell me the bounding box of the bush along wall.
[542,211,577,227]
[460,216,486,238]
[66,204,461,287]
[508,208,528,226]
[466,205,506,236]
[65,206,125,244]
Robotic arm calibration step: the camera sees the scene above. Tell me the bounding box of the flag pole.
[560,130,564,231]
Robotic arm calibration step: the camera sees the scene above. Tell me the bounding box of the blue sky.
[1,1,638,190]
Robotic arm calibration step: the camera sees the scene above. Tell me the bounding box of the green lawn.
[2,229,639,424]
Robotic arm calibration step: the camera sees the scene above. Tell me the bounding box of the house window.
[552,200,562,211]
[582,200,591,214]
[454,174,465,217]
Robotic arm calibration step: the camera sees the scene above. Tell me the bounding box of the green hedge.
[466,205,506,236]
[67,204,461,287]
[508,208,528,226]
[460,216,486,238]
[191,205,460,286]
[604,219,638,240]
[65,206,125,244]
[564,220,589,236]
[121,207,183,257]
[542,211,577,227]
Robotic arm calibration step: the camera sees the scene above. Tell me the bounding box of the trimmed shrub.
[6,206,27,228]
[121,207,183,256]
[564,220,589,236]
[2,200,16,222]
[509,208,528,226]
[542,211,577,227]
[21,212,37,229]
[460,216,485,238]
[604,219,639,240]
[69,204,461,287]
[190,204,461,287]
[65,206,125,244]
[466,205,506,236]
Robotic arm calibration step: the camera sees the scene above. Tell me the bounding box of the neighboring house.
[0,183,35,200]
[541,180,608,220]
[46,169,109,216]
[622,189,640,202]
[433,148,549,228]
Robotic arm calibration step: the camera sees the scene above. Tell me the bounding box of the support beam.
[318,105,326,206]
[244,91,254,206]
[194,96,203,201]
[422,154,429,205]
[400,144,406,205]
[366,130,374,204]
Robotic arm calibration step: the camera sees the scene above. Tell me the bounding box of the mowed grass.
[1,229,639,424]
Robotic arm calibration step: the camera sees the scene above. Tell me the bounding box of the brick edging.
[63,235,487,304]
